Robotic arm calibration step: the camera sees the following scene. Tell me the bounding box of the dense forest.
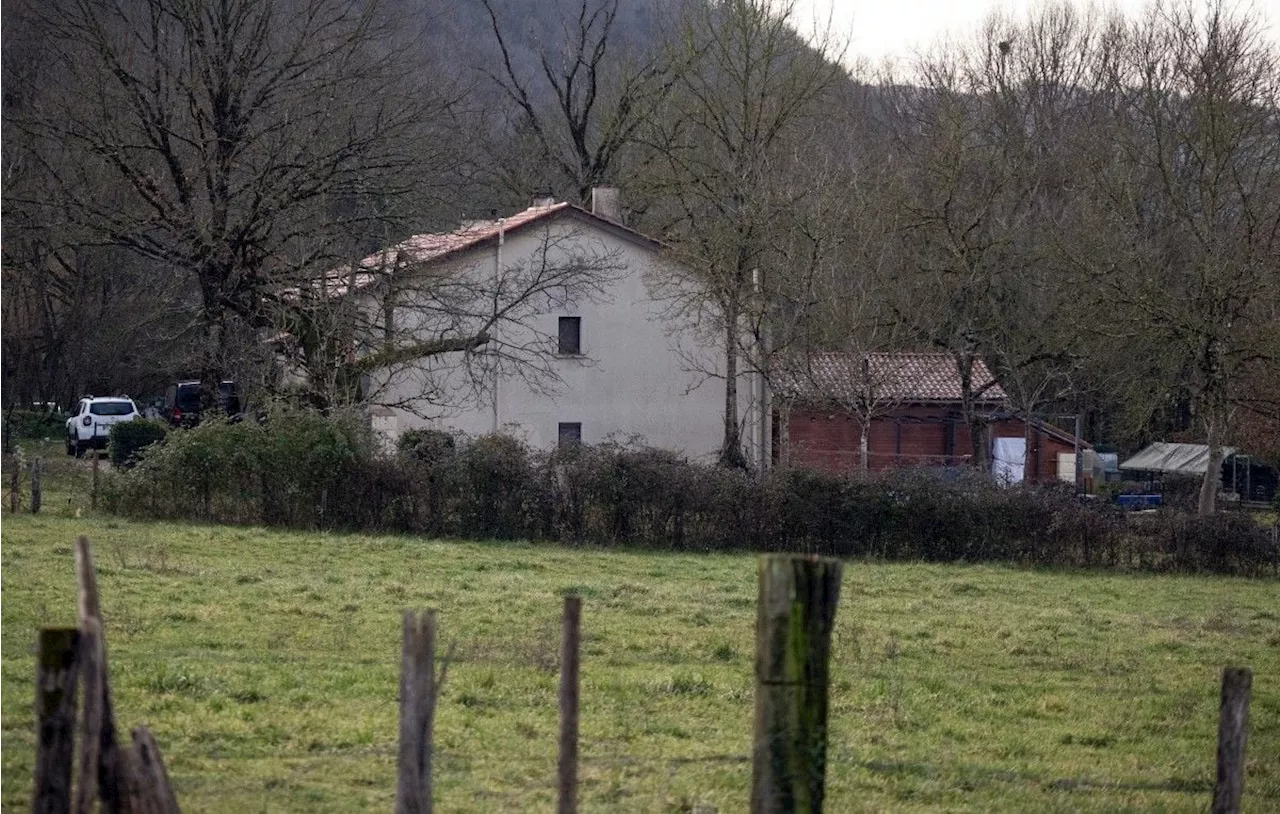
[3,0,1278,492]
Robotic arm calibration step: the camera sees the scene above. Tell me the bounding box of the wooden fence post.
[397,610,440,814]
[75,616,105,814]
[91,453,100,511]
[68,536,181,812]
[31,456,43,514]
[131,726,180,814]
[558,595,582,814]
[1212,666,1253,814]
[75,536,132,814]
[9,465,21,513]
[32,628,81,814]
[751,555,843,814]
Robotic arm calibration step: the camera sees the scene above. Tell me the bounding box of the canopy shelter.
[1119,442,1237,475]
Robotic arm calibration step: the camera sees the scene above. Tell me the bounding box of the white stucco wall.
[376,216,757,463]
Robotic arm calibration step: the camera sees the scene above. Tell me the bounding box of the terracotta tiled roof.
[321,201,661,296]
[365,202,574,270]
[318,203,572,296]
[778,352,1008,404]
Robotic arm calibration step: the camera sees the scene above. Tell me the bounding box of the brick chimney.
[590,187,622,223]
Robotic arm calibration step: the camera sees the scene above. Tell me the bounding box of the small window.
[558,422,582,446]
[557,316,581,355]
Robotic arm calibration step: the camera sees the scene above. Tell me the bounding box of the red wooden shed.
[774,352,1084,481]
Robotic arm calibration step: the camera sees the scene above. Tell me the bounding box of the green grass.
[2,447,1279,811]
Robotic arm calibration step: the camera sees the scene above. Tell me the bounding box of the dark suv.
[163,381,242,427]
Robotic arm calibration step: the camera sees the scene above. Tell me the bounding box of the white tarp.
[1119,442,1237,475]
[992,437,1026,485]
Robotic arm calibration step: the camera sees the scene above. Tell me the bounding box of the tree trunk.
[970,418,988,471]
[956,354,989,471]
[1198,411,1225,516]
[721,299,747,469]
[200,308,228,413]
[858,417,869,474]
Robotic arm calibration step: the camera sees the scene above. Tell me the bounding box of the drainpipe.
[492,220,504,434]
[1073,413,1083,494]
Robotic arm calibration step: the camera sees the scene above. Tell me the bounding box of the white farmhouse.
[353,189,758,462]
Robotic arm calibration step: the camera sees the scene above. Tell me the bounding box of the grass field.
[2,449,1279,811]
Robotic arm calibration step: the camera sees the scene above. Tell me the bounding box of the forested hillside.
[3,0,1278,485]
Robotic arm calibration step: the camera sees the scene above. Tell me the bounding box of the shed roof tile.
[779,352,1008,404]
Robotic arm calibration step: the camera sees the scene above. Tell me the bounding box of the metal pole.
[491,222,504,435]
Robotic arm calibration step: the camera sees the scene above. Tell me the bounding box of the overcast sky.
[791,0,1279,69]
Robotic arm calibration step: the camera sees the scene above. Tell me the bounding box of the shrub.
[109,419,168,469]
[109,408,378,524]
[452,434,539,539]
[106,415,1279,576]
[3,408,67,442]
[397,428,457,463]
[1127,509,1279,576]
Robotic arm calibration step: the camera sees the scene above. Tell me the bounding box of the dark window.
[89,401,134,416]
[558,422,582,446]
[557,316,581,355]
[174,384,201,411]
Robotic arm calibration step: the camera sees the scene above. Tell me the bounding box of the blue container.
[1117,494,1162,509]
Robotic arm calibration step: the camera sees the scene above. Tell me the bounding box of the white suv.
[66,396,140,457]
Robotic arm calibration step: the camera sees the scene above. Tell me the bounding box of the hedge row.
[105,414,1279,576]
[3,408,67,442]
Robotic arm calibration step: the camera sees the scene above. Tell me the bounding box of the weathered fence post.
[9,465,21,513]
[558,595,582,814]
[91,452,101,511]
[75,616,105,814]
[75,536,133,814]
[751,555,843,814]
[32,628,81,814]
[24,536,188,813]
[397,610,440,814]
[131,726,181,814]
[1212,666,1253,814]
[31,456,43,514]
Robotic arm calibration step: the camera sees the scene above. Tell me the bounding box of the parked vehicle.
[65,396,140,457]
[163,381,242,427]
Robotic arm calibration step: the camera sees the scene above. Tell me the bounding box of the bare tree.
[876,48,1027,470]
[7,0,459,403]
[963,6,1101,481]
[1071,1,1280,513]
[645,0,848,468]
[872,4,1114,473]
[783,146,909,473]
[479,0,683,207]
[2,2,199,406]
